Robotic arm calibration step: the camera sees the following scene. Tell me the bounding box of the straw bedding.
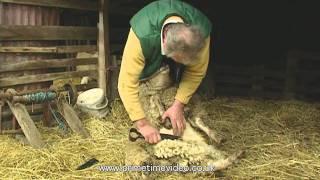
[0,97,319,179]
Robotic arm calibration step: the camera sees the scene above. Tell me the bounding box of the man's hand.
[134,118,161,144]
[162,99,186,136]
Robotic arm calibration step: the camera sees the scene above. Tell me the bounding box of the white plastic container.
[76,88,109,118]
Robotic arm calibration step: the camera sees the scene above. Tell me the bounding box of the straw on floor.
[0,97,319,179]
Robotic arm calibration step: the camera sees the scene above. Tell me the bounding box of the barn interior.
[0,0,319,179]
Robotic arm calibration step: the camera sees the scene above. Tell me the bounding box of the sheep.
[125,66,244,175]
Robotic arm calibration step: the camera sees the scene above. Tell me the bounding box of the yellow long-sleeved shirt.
[118,18,210,121]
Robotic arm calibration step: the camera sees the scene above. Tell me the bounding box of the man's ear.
[163,37,167,48]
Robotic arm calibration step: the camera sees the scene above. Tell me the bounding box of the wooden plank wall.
[0,26,97,40]
[0,0,100,92]
[286,50,320,101]
[0,0,97,11]
[213,64,286,99]
[213,50,320,101]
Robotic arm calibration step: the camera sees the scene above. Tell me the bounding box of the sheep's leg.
[193,117,223,144]
[152,95,165,116]
[152,95,172,129]
[208,150,244,171]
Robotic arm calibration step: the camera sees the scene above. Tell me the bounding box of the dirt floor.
[0,97,319,179]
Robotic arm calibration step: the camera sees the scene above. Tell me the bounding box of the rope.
[48,104,67,132]
[23,91,56,103]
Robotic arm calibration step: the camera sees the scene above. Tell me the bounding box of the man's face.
[163,39,193,65]
[169,52,187,65]
[163,37,187,64]
[169,52,193,65]
[171,53,184,64]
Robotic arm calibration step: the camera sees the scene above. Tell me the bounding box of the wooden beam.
[215,76,252,85]
[214,65,253,75]
[298,87,320,94]
[0,58,97,73]
[76,82,98,92]
[263,80,285,89]
[104,0,111,97]
[298,70,320,77]
[0,83,98,99]
[0,70,97,87]
[214,65,285,78]
[7,102,44,148]
[62,102,90,138]
[0,0,97,11]
[0,45,97,53]
[0,43,126,54]
[1,83,97,120]
[1,104,43,121]
[109,7,138,16]
[56,45,97,53]
[0,25,97,40]
[289,50,320,61]
[109,55,120,101]
[215,86,251,97]
[98,0,107,95]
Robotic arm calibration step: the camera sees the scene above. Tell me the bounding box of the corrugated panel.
[0,3,60,91]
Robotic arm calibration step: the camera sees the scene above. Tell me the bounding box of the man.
[118,0,212,144]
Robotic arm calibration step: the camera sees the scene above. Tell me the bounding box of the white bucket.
[76,88,109,118]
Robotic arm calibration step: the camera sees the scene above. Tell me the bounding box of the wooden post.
[109,55,120,101]
[98,0,107,95]
[251,65,264,97]
[104,0,111,98]
[12,115,18,130]
[42,103,51,127]
[0,101,2,134]
[284,51,299,99]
